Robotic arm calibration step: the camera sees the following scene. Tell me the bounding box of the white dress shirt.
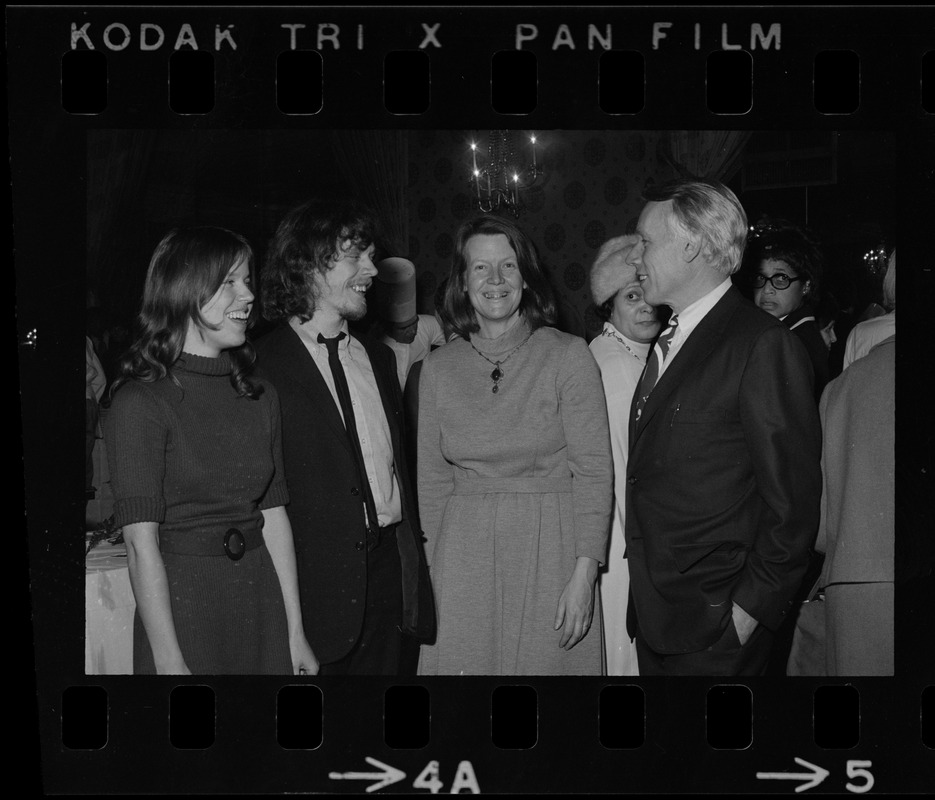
[658,278,732,379]
[290,318,402,527]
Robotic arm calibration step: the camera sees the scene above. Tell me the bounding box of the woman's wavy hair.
[443,215,557,340]
[261,199,379,324]
[105,226,262,404]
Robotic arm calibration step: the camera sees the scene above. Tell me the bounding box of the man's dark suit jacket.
[625,286,822,656]
[254,323,436,665]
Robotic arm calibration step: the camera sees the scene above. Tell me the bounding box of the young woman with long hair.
[104,226,317,675]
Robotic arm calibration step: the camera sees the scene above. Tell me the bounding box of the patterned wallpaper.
[406,129,674,339]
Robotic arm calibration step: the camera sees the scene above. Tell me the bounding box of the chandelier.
[468,130,543,217]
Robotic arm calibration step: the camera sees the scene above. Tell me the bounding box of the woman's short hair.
[443,215,557,339]
[262,199,378,324]
[744,222,824,300]
[107,226,261,402]
[643,180,748,275]
[595,296,616,324]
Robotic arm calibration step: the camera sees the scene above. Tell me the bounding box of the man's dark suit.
[625,286,822,669]
[254,323,435,666]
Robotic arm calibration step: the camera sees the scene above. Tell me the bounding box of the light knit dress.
[417,319,612,675]
[589,322,648,676]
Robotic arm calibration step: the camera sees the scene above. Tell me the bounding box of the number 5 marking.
[846,760,874,794]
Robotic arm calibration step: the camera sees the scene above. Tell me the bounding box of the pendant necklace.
[602,327,646,364]
[469,332,533,393]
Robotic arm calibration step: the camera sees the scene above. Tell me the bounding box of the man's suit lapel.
[632,288,741,446]
[275,323,353,457]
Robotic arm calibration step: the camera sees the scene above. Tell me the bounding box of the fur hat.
[589,234,641,306]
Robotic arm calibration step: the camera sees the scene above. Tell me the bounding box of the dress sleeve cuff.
[112,496,165,528]
[259,481,290,510]
[575,538,609,566]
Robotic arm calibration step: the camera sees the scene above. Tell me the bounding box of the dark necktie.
[633,315,679,424]
[318,332,380,540]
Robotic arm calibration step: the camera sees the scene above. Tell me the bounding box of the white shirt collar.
[674,278,732,335]
[291,317,352,353]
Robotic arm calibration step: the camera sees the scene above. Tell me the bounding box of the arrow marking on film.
[329,757,407,793]
[756,757,830,792]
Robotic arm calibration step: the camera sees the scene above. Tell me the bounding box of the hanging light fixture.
[862,244,889,276]
[468,130,543,217]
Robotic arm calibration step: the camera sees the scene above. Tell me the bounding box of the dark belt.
[369,521,399,552]
[159,526,264,561]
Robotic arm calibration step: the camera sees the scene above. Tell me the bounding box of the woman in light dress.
[417,215,613,675]
[587,235,662,675]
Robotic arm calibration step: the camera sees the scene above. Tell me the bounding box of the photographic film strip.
[11,4,933,795]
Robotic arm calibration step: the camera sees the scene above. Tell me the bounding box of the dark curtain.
[659,130,752,183]
[87,130,157,312]
[331,130,409,257]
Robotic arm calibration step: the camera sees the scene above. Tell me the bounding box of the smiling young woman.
[102,227,317,676]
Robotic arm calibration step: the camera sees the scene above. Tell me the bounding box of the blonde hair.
[646,180,748,275]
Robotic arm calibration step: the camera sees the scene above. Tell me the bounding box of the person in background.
[372,256,446,391]
[88,306,132,395]
[844,248,895,370]
[85,336,106,504]
[813,292,843,380]
[826,278,858,378]
[256,199,435,675]
[624,181,821,676]
[789,335,894,675]
[103,226,317,675]
[417,214,612,675]
[815,292,841,352]
[402,276,454,486]
[588,234,662,676]
[747,223,830,402]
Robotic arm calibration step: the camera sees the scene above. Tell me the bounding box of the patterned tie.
[318,332,380,541]
[634,315,679,423]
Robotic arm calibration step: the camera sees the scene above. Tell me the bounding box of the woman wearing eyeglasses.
[747,225,830,402]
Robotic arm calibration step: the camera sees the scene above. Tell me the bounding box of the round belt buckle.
[224,528,246,561]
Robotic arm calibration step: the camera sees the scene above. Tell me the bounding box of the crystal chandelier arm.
[468,130,544,217]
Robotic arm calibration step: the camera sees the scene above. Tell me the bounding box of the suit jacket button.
[627,476,638,485]
[350,486,360,496]
[355,541,365,551]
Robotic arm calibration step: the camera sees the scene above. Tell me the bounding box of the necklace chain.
[601,327,646,363]
[469,332,533,393]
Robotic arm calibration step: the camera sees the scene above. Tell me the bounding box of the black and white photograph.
[12,4,932,795]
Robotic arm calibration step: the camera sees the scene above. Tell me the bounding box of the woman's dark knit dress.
[104,352,292,674]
